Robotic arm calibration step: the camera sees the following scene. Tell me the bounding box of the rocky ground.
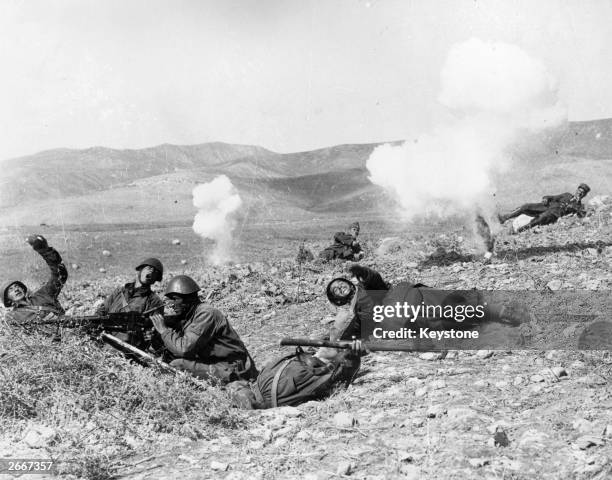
[1,200,611,479]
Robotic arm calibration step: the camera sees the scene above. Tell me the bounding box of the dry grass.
[0,326,242,478]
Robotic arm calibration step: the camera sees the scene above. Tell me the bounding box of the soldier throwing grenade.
[1,234,68,337]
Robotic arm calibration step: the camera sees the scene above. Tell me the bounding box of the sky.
[1,0,612,160]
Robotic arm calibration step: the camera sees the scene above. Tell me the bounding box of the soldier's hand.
[26,234,48,250]
[350,338,367,356]
[150,313,168,334]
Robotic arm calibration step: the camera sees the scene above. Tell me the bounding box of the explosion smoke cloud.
[367,38,566,225]
[192,175,242,265]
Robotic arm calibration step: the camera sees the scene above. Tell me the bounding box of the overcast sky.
[1,0,611,160]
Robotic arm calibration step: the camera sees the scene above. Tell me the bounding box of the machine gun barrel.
[100,333,210,388]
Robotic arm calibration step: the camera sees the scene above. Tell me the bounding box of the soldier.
[498,183,590,233]
[318,221,364,261]
[95,257,164,349]
[1,234,68,336]
[149,275,257,384]
[228,277,365,409]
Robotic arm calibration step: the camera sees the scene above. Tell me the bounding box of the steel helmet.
[165,275,200,296]
[578,183,591,194]
[326,278,356,306]
[135,258,164,281]
[2,280,28,307]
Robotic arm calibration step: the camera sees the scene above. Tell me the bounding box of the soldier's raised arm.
[26,234,68,299]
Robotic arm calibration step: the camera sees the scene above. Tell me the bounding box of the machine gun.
[36,305,173,334]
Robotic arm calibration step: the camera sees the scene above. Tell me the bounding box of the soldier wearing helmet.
[2,234,68,336]
[318,221,365,262]
[149,275,257,384]
[95,257,164,349]
[498,183,591,232]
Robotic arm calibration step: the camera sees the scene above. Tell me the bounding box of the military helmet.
[326,277,356,306]
[165,275,200,296]
[2,280,28,307]
[135,258,164,281]
[578,183,591,194]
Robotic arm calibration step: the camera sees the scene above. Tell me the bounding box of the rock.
[429,379,447,390]
[273,437,289,448]
[575,436,604,450]
[333,412,357,428]
[518,430,549,449]
[512,215,533,233]
[546,279,562,291]
[576,374,607,386]
[181,259,188,265]
[260,429,273,443]
[476,350,493,359]
[414,387,428,398]
[102,250,111,257]
[210,461,229,471]
[335,461,352,476]
[493,428,510,447]
[419,352,445,361]
[468,458,490,467]
[604,425,612,438]
[248,440,265,450]
[71,263,79,270]
[172,239,181,245]
[446,407,478,423]
[530,374,545,383]
[426,405,447,418]
[303,473,328,480]
[573,419,596,434]
[273,427,294,438]
[513,376,525,386]
[277,406,303,417]
[22,426,58,448]
[398,464,420,480]
[473,379,489,387]
[99,268,106,274]
[550,367,568,378]
[295,430,311,441]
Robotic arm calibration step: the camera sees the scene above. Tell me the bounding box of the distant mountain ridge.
[0,119,610,226]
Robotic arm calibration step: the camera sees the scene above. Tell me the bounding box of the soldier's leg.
[499,203,548,223]
[517,210,559,233]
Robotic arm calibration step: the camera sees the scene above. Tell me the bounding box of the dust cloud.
[367,38,565,229]
[192,175,242,265]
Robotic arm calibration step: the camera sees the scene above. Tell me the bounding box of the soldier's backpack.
[253,347,360,408]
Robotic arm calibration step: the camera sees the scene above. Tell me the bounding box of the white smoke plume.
[192,175,243,265]
[367,38,566,225]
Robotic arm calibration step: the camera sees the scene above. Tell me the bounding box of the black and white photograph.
[1,1,611,478]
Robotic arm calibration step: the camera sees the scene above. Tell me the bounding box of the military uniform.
[159,303,257,384]
[500,191,587,232]
[318,231,362,261]
[95,282,164,349]
[3,243,68,336]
